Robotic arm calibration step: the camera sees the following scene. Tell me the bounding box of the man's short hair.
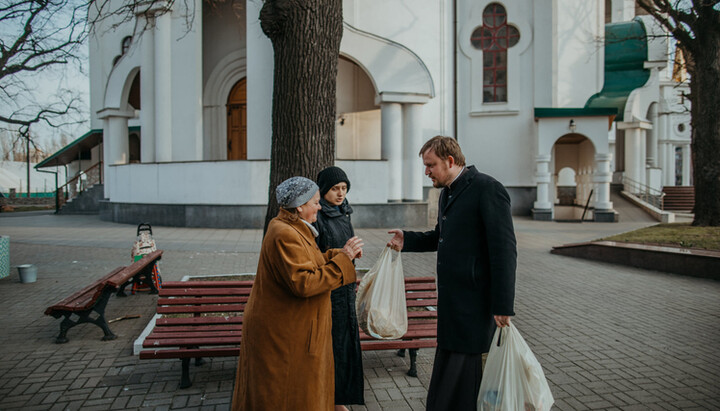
[419,136,466,167]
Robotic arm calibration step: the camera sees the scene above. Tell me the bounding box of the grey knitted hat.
[276,176,319,209]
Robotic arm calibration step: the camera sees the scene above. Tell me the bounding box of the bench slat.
[162,281,254,289]
[157,296,250,305]
[140,347,240,360]
[152,324,243,333]
[361,340,438,351]
[155,316,243,326]
[157,304,246,314]
[144,336,242,347]
[147,330,242,340]
[159,288,252,297]
[105,250,163,288]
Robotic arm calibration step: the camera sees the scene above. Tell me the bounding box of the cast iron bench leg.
[54,289,116,343]
[397,348,406,357]
[178,349,205,389]
[407,349,418,377]
[180,358,192,389]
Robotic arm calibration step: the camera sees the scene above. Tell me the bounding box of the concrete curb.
[551,240,720,281]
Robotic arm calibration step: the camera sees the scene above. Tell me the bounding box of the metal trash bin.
[0,236,9,279]
[18,264,37,283]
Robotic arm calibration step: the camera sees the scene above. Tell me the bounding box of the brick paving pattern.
[1,198,718,410]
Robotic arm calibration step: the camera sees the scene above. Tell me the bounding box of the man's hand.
[387,229,404,251]
[494,315,511,328]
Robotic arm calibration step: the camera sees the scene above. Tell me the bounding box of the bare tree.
[260,0,342,230]
[636,0,720,226]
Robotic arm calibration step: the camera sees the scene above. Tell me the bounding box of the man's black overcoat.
[403,166,516,354]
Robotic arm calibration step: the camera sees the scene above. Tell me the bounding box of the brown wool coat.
[231,209,357,410]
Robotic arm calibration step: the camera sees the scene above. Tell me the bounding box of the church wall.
[344,0,453,161]
[555,0,604,107]
[169,0,203,161]
[245,0,273,159]
[202,2,246,89]
[456,0,536,188]
[88,0,136,131]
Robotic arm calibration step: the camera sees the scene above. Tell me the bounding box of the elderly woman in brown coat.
[232,176,364,411]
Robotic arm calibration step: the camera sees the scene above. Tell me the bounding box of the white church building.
[37,0,692,227]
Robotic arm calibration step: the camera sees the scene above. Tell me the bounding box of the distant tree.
[0,0,87,132]
[636,0,720,226]
[260,0,342,230]
[1,0,88,194]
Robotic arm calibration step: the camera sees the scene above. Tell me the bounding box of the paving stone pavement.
[0,199,718,410]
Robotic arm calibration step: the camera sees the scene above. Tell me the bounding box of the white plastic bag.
[478,323,554,411]
[355,246,408,339]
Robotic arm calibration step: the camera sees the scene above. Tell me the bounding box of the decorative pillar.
[646,106,658,167]
[618,121,651,186]
[402,103,423,201]
[532,154,552,220]
[594,153,613,209]
[154,12,172,162]
[139,15,156,163]
[665,143,676,186]
[381,102,403,202]
[625,128,643,185]
[682,143,691,186]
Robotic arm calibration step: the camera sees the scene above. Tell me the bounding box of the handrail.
[622,176,665,210]
[57,161,103,206]
[59,162,102,193]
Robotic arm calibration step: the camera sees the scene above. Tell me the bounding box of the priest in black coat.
[388,136,517,411]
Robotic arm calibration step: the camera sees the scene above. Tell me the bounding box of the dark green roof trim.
[534,107,617,118]
[585,18,650,122]
[35,129,103,169]
[36,125,144,169]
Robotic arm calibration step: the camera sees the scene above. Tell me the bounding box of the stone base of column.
[531,208,553,221]
[593,209,618,223]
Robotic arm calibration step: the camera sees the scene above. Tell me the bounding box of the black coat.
[403,166,516,354]
[313,198,364,405]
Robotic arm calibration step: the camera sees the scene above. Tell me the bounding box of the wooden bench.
[139,276,438,388]
[44,250,163,343]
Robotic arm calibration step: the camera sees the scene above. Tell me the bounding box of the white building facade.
[75,0,691,227]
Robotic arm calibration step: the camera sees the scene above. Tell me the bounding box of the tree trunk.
[688,23,720,226]
[260,0,342,231]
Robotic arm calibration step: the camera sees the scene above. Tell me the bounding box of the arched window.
[121,36,132,55]
[470,3,520,103]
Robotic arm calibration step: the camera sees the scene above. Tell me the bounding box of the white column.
[682,143,691,186]
[140,16,156,163]
[402,103,423,201]
[154,12,172,162]
[647,106,658,167]
[246,0,273,159]
[381,102,403,202]
[623,127,644,185]
[534,154,552,210]
[107,116,130,165]
[666,143,676,186]
[594,153,613,210]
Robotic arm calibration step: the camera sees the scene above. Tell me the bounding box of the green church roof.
[585,18,651,122]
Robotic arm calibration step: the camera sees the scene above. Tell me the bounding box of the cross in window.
[470,3,520,103]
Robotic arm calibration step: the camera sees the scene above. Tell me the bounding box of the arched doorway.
[336,56,380,159]
[227,78,247,160]
[553,134,596,220]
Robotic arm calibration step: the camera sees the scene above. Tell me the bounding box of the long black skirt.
[331,283,365,405]
[426,347,484,411]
